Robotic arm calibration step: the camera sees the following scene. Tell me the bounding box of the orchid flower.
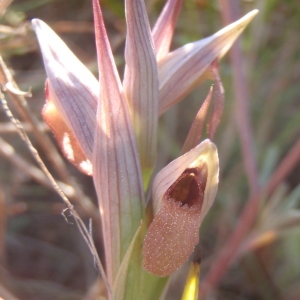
[32,0,257,298]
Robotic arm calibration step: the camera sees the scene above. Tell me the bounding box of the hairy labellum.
[143,162,208,277]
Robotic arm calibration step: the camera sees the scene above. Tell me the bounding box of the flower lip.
[167,164,208,209]
[143,140,218,277]
[152,139,218,214]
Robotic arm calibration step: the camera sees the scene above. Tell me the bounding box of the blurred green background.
[0,0,299,299]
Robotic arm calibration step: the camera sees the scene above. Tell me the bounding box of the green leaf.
[113,222,144,300]
[142,272,169,300]
[113,222,168,300]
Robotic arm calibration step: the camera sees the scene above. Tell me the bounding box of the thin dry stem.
[0,122,48,133]
[0,136,75,198]
[199,4,261,293]
[0,182,5,267]
[264,138,300,196]
[219,0,259,194]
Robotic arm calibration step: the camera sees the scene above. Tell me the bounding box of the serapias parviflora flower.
[32,0,258,289]
[143,139,218,276]
[32,5,258,178]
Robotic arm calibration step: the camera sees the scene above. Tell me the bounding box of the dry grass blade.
[0,122,48,133]
[0,136,75,198]
[0,0,12,15]
[0,182,5,267]
[219,0,259,194]
[264,138,300,196]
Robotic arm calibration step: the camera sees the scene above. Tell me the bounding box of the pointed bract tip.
[31,18,38,25]
[217,9,259,38]
[240,9,259,23]
[248,9,259,17]
[236,9,259,27]
[31,18,43,31]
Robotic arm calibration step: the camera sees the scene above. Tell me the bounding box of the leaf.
[92,0,145,283]
[123,0,159,186]
[152,0,183,61]
[113,223,145,300]
[158,10,258,114]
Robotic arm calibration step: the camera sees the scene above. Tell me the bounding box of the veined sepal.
[123,0,159,188]
[92,0,145,284]
[42,80,92,175]
[152,0,183,61]
[158,10,258,114]
[32,19,99,160]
